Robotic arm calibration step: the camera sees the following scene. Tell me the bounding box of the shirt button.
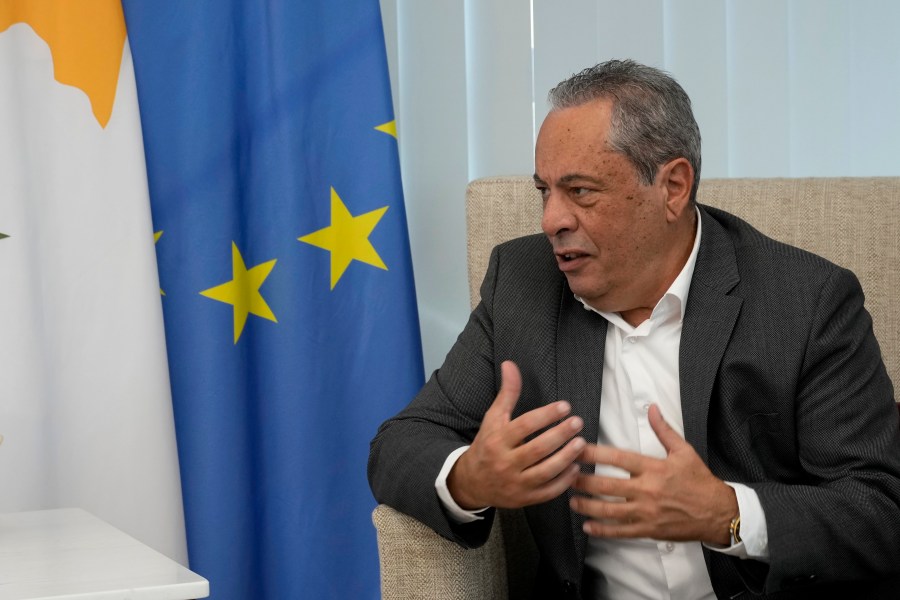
[628,337,637,344]
[642,404,650,414]
[665,542,675,553]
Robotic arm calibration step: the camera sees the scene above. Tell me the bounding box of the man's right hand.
[447,360,586,510]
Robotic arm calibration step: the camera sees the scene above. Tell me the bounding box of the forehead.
[538,99,610,145]
[535,98,631,181]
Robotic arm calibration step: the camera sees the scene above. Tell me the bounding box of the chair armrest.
[372,504,508,599]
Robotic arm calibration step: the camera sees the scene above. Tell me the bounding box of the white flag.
[0,1,187,563]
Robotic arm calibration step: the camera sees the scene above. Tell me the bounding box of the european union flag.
[122,2,424,597]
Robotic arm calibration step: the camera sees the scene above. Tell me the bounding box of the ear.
[657,158,693,223]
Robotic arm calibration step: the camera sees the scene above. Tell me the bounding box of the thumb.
[488,360,522,421]
[648,404,686,454]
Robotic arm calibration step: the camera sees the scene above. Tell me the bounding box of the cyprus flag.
[0,1,187,562]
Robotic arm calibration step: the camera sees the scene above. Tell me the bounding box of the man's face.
[534,98,684,317]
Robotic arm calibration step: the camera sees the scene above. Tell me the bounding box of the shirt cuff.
[704,482,770,562]
[435,445,491,523]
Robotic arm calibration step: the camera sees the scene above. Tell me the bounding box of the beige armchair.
[373,176,900,599]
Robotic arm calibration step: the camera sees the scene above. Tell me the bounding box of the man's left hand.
[569,404,737,545]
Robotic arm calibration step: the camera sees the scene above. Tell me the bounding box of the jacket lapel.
[680,206,743,463]
[555,284,606,575]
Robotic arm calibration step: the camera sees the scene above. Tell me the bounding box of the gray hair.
[548,59,701,202]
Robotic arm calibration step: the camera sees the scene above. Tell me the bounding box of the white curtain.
[382,0,900,373]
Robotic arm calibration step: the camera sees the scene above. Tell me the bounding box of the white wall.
[382,0,900,375]
[381,0,473,376]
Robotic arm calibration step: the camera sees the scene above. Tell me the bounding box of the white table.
[0,508,209,599]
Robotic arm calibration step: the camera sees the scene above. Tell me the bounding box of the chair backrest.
[466,176,900,392]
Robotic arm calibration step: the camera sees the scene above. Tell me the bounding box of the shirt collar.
[576,206,702,324]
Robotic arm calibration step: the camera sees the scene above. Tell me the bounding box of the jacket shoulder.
[481,234,564,304]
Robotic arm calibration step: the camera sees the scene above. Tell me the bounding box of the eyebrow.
[533,173,605,186]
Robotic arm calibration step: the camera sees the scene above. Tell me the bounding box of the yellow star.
[298,187,388,290]
[374,120,397,139]
[200,242,277,344]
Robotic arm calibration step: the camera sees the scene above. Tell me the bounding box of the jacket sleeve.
[751,266,900,593]
[367,245,503,548]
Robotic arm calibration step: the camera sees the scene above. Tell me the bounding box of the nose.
[541,190,576,237]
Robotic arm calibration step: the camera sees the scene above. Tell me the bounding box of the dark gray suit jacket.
[368,206,900,599]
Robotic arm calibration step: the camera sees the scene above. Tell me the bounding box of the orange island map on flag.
[0,0,187,563]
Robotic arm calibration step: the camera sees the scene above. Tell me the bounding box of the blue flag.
[122,2,424,598]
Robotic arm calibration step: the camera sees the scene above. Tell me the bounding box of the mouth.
[559,252,584,261]
[554,250,590,271]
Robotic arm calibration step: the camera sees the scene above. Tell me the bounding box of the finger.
[578,443,651,475]
[503,396,572,444]
[520,462,582,506]
[511,409,581,461]
[485,360,522,422]
[571,472,636,500]
[520,434,586,484]
[580,518,646,539]
[647,404,685,454]
[569,494,632,522]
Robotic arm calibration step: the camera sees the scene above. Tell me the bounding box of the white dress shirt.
[436,210,769,599]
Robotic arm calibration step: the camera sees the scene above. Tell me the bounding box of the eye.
[535,185,550,201]
[566,185,599,207]
[569,187,596,201]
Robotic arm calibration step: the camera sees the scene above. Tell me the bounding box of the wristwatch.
[729,515,742,545]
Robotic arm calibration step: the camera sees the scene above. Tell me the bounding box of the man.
[368,60,900,599]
